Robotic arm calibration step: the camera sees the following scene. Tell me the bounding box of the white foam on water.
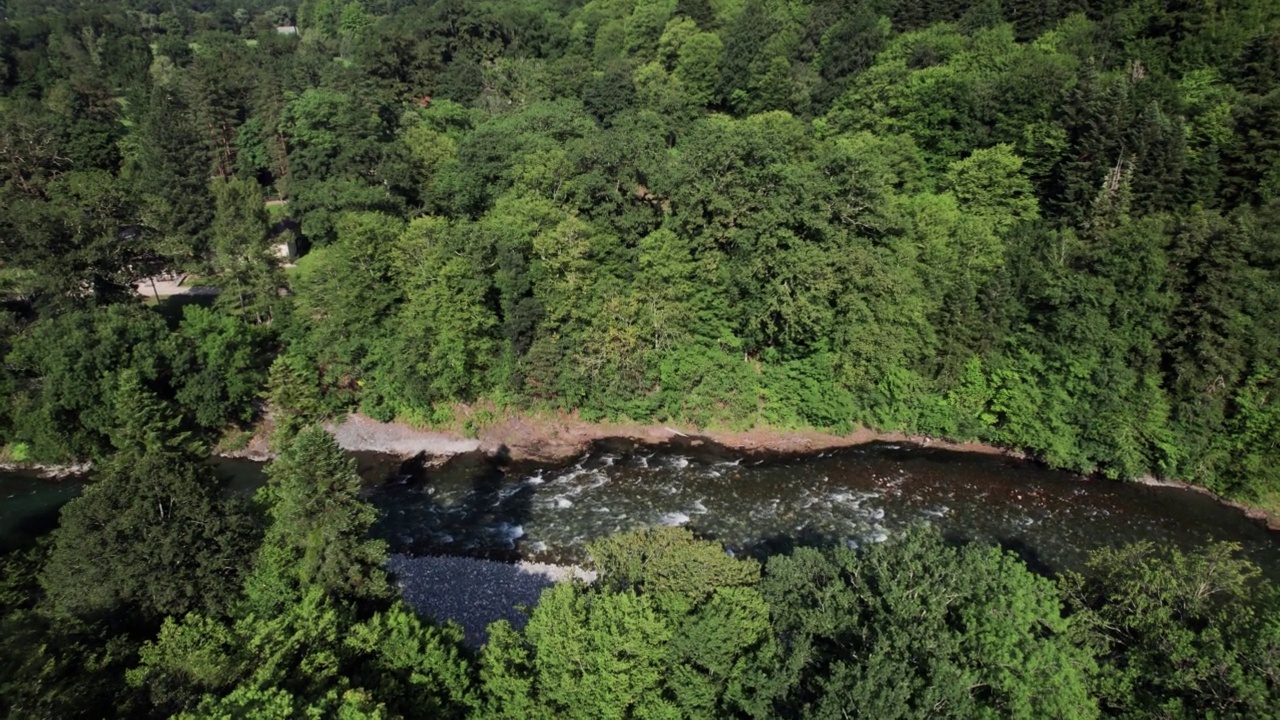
[828,491,858,506]
[690,499,708,514]
[555,497,573,509]
[524,472,545,485]
[870,532,889,543]
[660,512,691,526]
[497,483,527,500]
[870,508,885,520]
[556,470,609,497]
[669,456,690,470]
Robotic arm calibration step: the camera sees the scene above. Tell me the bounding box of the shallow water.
[3,442,1277,578]
[0,470,82,549]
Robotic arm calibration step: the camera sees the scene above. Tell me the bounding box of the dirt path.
[134,274,218,299]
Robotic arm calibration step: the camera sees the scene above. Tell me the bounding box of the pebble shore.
[388,554,596,647]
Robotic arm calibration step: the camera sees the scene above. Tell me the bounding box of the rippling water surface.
[368,441,1280,577]
[3,442,1276,577]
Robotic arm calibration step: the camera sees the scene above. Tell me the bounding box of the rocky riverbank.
[327,410,1022,465]
[0,460,91,479]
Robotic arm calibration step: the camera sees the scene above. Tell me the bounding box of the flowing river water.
[3,441,1278,578]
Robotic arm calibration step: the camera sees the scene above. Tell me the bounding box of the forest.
[1,0,1279,504]
[1,0,1280,716]
[3,423,1280,718]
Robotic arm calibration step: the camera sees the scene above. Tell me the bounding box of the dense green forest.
[2,0,1280,502]
[2,0,1280,715]
[4,425,1280,717]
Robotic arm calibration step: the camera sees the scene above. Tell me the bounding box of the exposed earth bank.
[328,411,1021,464]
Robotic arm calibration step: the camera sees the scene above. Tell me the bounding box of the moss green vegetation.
[2,0,1279,508]
[5,444,1278,718]
[1,0,1280,714]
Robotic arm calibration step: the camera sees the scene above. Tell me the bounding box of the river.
[3,441,1278,578]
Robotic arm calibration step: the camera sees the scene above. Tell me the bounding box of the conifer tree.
[135,87,213,261]
[40,375,253,620]
[210,176,283,323]
[245,427,389,615]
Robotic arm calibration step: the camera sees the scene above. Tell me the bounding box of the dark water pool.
[3,442,1277,578]
[368,441,1280,578]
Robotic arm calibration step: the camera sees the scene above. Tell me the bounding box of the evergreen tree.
[210,176,283,323]
[1061,542,1280,717]
[40,380,254,620]
[760,530,1098,718]
[135,87,213,261]
[1049,61,1130,229]
[245,427,389,614]
[715,0,774,109]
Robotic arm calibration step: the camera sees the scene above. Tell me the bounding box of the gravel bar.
[388,554,596,647]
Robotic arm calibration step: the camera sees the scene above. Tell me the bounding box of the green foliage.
[133,586,475,719]
[1,549,143,720]
[7,0,1278,499]
[210,177,284,323]
[266,352,332,442]
[245,427,389,613]
[40,446,257,620]
[4,9,1280,718]
[4,303,273,461]
[170,306,269,431]
[6,306,172,460]
[588,526,760,612]
[480,584,678,719]
[759,529,1098,718]
[481,527,775,720]
[1060,541,1280,718]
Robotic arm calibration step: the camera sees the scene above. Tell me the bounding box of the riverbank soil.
[469,411,1019,463]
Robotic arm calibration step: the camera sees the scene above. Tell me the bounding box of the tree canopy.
[2,0,1280,716]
